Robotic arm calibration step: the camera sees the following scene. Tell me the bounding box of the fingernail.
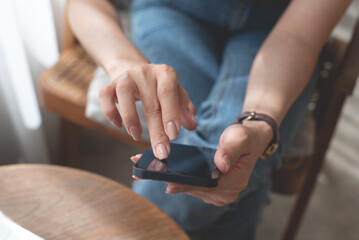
[110,118,122,129]
[166,121,178,140]
[156,143,168,160]
[129,126,141,141]
[222,155,230,172]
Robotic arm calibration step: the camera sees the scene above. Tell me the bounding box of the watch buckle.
[242,111,256,122]
[260,143,278,160]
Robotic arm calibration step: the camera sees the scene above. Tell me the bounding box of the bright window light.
[13,0,59,67]
[0,0,42,130]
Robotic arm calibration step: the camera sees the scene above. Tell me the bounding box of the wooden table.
[0,164,188,240]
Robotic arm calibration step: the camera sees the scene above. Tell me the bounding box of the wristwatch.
[235,111,279,160]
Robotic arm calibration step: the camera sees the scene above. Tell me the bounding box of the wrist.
[242,105,283,127]
[235,111,279,159]
[241,120,273,148]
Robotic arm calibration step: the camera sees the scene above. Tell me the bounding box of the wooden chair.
[280,18,359,240]
[37,1,359,239]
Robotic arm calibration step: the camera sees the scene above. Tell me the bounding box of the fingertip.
[191,113,197,126]
[129,125,142,141]
[155,143,169,160]
[214,150,227,173]
[166,121,178,141]
[110,116,123,129]
[222,155,230,172]
[180,111,197,131]
[186,99,196,116]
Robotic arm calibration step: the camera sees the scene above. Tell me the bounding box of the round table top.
[0,164,188,240]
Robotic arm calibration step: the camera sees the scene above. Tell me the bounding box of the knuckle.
[158,65,178,81]
[133,65,146,72]
[115,80,132,94]
[99,85,112,98]
[151,132,169,145]
[120,71,131,80]
[132,65,147,77]
[151,131,168,141]
[159,64,173,73]
[121,112,137,123]
[144,99,161,115]
[102,107,116,119]
[158,81,177,96]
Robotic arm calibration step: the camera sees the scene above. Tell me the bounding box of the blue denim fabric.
[130,0,315,239]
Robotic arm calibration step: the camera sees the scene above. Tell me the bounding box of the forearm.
[243,33,319,126]
[243,0,352,126]
[68,0,148,80]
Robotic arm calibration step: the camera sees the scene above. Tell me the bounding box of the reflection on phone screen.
[147,159,168,172]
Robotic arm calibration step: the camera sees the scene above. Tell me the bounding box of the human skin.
[69,0,352,206]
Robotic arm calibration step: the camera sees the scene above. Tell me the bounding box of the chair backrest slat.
[336,17,359,95]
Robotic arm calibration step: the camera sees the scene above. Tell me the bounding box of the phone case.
[132,143,218,187]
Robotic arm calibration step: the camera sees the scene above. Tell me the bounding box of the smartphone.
[132,143,219,187]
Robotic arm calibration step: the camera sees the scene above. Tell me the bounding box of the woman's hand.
[130,121,273,206]
[99,63,197,160]
[69,0,197,160]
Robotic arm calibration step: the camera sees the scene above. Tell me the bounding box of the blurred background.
[0,0,358,239]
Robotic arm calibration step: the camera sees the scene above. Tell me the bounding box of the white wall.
[0,0,66,164]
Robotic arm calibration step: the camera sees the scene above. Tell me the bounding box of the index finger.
[156,65,181,140]
[138,78,170,160]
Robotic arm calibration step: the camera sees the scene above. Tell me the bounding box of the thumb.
[214,125,251,174]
